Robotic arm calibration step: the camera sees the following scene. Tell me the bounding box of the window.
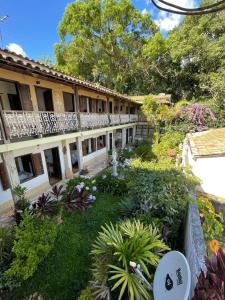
[82,140,89,156]
[64,92,75,112]
[97,135,106,150]
[69,142,79,172]
[15,154,35,183]
[0,80,22,110]
[91,138,97,152]
[36,87,54,111]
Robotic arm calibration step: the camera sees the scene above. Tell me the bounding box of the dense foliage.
[0,227,15,290]
[192,248,225,300]
[198,196,224,249]
[96,169,128,196]
[55,0,225,104]
[55,0,157,94]
[121,159,198,246]
[90,220,169,300]
[152,131,184,161]
[5,213,58,282]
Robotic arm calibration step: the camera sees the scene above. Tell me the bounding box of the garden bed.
[13,193,121,300]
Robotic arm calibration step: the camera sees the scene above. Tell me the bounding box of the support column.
[76,137,84,171]
[62,140,73,179]
[106,131,110,162]
[122,128,127,149]
[2,152,20,189]
[112,130,116,150]
[132,125,136,144]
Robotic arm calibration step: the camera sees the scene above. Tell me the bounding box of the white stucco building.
[183,128,225,198]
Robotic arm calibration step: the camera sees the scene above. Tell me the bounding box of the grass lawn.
[13,193,121,300]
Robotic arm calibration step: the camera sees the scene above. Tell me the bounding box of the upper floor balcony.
[0,110,141,142]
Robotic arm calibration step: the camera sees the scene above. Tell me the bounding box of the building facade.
[0,49,146,213]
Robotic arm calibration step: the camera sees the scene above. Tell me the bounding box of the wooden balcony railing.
[0,110,144,141]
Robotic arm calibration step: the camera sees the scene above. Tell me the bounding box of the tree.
[166,1,225,101]
[55,0,157,94]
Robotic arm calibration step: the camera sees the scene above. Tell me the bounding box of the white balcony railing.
[130,114,138,122]
[120,114,130,124]
[110,114,120,125]
[80,113,109,129]
[0,110,140,140]
[2,110,79,139]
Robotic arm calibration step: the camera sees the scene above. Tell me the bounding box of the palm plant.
[91,220,169,300]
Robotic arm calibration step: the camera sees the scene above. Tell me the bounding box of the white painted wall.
[187,146,225,198]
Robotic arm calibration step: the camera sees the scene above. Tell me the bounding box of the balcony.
[1,111,79,140]
[0,110,142,142]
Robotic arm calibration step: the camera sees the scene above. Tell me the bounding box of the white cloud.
[6,43,27,57]
[142,8,148,15]
[153,0,197,31]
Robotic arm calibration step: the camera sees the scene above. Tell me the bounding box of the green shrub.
[95,169,128,196]
[134,141,153,161]
[91,219,169,300]
[5,212,58,282]
[124,159,198,246]
[77,287,94,300]
[117,148,134,163]
[152,131,184,161]
[0,227,16,290]
[197,196,224,247]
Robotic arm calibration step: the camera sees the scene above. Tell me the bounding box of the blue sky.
[0,0,197,60]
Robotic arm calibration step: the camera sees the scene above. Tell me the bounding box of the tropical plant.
[0,227,16,290]
[91,219,169,300]
[95,170,128,196]
[64,182,96,212]
[192,248,225,300]
[134,140,153,161]
[5,212,57,282]
[32,193,57,218]
[50,185,64,201]
[125,159,198,246]
[198,196,224,250]
[77,287,94,300]
[152,131,184,161]
[12,185,29,211]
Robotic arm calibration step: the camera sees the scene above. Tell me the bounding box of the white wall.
[187,146,225,198]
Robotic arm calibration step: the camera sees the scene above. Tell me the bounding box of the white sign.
[153,251,191,300]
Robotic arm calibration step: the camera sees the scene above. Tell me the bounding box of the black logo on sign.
[176,268,183,286]
[165,274,173,291]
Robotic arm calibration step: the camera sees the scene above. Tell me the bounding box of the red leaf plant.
[192,248,225,300]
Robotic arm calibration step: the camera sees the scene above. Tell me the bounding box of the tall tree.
[166,2,225,101]
[55,0,157,94]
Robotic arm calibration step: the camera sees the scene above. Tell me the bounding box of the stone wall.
[184,203,207,299]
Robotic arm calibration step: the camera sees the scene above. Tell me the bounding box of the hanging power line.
[151,0,225,15]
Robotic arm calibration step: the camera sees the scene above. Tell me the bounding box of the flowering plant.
[176,103,216,132]
[65,179,97,212]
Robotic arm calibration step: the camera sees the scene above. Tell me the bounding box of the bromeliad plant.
[192,248,225,300]
[65,181,96,212]
[90,219,169,300]
[32,193,58,218]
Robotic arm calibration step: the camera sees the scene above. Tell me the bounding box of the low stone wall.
[184,203,207,299]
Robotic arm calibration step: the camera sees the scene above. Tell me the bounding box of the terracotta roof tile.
[188,128,225,157]
[0,48,136,102]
